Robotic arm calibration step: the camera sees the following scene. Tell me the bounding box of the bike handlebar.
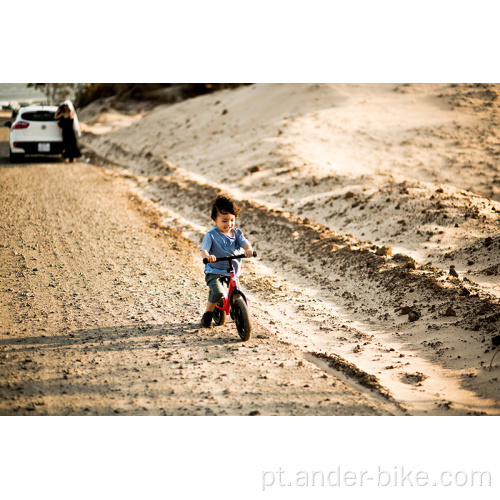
[203,251,257,265]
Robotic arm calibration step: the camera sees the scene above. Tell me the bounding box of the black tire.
[232,295,252,341]
[212,300,226,326]
[9,150,24,163]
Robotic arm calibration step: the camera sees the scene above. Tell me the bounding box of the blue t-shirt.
[201,227,249,276]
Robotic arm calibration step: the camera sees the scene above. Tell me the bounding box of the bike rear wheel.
[232,295,251,341]
[213,299,226,326]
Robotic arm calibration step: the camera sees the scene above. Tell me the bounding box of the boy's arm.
[243,241,254,258]
[201,249,216,263]
[201,232,216,263]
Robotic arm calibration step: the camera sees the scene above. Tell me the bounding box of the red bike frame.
[217,265,244,316]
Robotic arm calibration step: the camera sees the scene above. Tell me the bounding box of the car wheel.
[9,150,24,163]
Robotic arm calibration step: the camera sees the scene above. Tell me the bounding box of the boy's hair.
[211,195,241,219]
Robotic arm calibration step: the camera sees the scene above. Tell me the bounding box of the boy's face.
[213,211,235,235]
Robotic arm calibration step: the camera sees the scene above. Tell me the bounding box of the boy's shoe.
[201,311,213,328]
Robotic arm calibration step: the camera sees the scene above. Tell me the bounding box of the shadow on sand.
[0,321,245,355]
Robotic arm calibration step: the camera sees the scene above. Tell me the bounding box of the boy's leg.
[205,274,225,306]
[201,274,225,327]
[205,301,217,312]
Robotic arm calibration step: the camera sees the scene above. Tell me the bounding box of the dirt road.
[0,156,398,415]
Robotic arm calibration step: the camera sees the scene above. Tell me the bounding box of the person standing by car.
[54,103,81,162]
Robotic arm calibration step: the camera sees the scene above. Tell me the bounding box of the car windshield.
[20,110,56,121]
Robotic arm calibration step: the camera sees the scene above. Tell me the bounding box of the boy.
[200,195,254,328]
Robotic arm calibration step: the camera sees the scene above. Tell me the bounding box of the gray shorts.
[205,273,228,303]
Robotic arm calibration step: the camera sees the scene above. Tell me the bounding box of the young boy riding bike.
[200,195,254,328]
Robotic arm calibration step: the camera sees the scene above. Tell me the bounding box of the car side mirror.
[4,121,11,128]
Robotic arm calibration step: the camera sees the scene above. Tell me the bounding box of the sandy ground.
[0,155,397,415]
[1,83,499,415]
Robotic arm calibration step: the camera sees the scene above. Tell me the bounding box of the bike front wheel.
[232,295,251,341]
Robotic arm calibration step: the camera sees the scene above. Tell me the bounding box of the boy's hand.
[201,250,216,263]
[244,248,254,258]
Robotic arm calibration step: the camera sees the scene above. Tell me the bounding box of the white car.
[4,105,63,162]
